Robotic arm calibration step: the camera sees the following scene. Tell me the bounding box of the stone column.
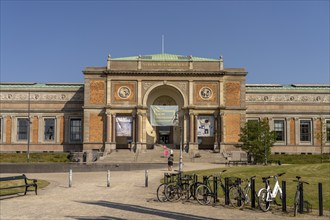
[132,114,136,148]
[286,117,290,146]
[189,113,194,143]
[112,114,116,143]
[103,112,113,154]
[106,113,112,143]
[214,115,218,151]
[194,114,198,143]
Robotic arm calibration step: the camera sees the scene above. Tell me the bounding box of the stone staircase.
[97,146,227,164]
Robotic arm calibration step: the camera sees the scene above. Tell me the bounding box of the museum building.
[0,53,329,156]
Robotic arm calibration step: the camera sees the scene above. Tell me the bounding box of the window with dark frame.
[326,120,330,142]
[70,118,82,142]
[274,120,285,141]
[17,118,29,140]
[44,118,55,141]
[0,118,2,141]
[300,120,311,142]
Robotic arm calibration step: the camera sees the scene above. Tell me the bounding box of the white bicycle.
[257,173,285,212]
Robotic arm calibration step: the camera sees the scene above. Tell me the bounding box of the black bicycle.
[195,170,227,205]
[293,176,309,216]
[229,176,256,209]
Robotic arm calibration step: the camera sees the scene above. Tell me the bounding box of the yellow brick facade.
[89,112,104,142]
[225,81,241,106]
[90,80,105,104]
[224,113,241,143]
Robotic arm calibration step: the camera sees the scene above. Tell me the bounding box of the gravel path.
[0,163,328,220]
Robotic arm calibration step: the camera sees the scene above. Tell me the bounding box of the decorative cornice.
[246,94,330,103]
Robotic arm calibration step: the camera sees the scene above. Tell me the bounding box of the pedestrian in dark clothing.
[168,154,174,171]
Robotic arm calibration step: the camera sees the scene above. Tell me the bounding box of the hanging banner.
[197,116,214,137]
[116,116,132,136]
[150,105,178,126]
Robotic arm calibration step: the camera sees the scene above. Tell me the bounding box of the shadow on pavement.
[71,200,222,220]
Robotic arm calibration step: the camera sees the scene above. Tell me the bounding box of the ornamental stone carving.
[0,92,84,102]
[246,94,330,103]
[118,86,131,99]
[199,87,213,100]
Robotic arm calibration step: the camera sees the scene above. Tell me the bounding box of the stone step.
[97,148,227,164]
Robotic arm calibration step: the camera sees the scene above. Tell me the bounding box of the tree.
[238,119,277,164]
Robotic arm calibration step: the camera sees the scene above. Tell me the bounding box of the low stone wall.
[0,163,167,173]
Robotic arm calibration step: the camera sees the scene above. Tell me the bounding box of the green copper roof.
[112,53,219,61]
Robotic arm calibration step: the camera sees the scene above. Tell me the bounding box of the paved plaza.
[0,163,328,220]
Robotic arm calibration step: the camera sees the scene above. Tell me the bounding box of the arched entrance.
[145,85,185,149]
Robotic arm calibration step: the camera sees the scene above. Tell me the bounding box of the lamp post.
[174,111,183,172]
[179,125,183,172]
[27,90,31,162]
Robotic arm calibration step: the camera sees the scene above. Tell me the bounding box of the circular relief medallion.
[199,87,213,100]
[118,86,131,99]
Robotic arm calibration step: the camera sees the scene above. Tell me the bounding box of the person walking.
[168,153,174,171]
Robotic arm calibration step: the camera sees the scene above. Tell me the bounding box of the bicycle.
[293,176,309,217]
[157,173,177,202]
[164,172,195,202]
[228,175,256,209]
[257,172,285,212]
[195,169,227,205]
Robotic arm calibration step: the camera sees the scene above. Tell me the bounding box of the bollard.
[318,183,323,216]
[213,176,218,206]
[299,182,304,213]
[282,181,286,212]
[145,170,148,187]
[251,178,256,208]
[69,169,72,188]
[107,170,110,187]
[237,178,242,207]
[224,177,229,205]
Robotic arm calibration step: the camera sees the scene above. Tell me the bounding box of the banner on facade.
[197,116,214,137]
[116,116,132,136]
[150,105,178,126]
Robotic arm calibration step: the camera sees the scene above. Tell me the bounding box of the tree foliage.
[238,119,277,164]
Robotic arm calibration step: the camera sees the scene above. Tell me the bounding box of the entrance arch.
[144,85,185,149]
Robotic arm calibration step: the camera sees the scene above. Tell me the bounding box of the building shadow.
[69,200,221,220]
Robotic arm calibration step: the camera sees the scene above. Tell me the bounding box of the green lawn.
[184,163,330,210]
[0,152,70,163]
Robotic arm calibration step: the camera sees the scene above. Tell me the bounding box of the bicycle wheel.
[195,184,212,205]
[186,182,202,201]
[180,183,190,201]
[229,186,244,209]
[165,183,182,202]
[258,188,271,212]
[156,183,168,202]
[294,191,300,216]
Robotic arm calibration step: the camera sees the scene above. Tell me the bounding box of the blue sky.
[1,0,329,84]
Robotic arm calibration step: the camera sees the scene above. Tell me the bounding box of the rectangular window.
[17,118,29,141]
[274,120,285,142]
[300,120,311,142]
[44,118,55,141]
[70,118,82,142]
[326,120,330,142]
[0,118,2,141]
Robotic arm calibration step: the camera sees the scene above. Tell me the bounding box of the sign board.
[197,116,214,137]
[150,105,178,126]
[116,116,132,136]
